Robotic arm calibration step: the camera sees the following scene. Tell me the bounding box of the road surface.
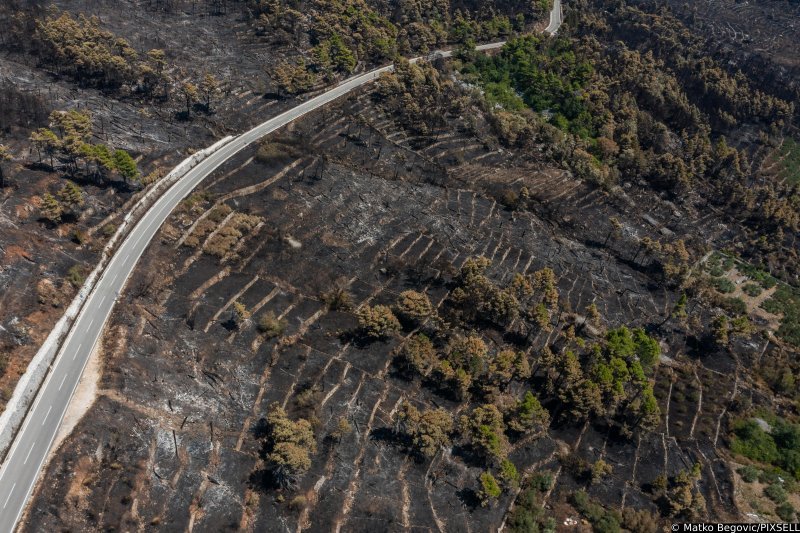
[0,9,563,531]
[546,0,563,34]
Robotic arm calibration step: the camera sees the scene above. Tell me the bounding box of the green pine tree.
[40,192,63,222]
[112,149,139,182]
[58,181,84,208]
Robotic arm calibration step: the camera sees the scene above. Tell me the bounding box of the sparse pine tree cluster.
[30,110,140,185]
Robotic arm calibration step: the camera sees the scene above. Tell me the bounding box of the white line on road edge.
[0,137,226,463]
[0,27,571,530]
[0,140,237,533]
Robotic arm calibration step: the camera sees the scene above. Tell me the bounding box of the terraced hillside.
[0,0,535,416]
[5,0,800,530]
[22,74,783,530]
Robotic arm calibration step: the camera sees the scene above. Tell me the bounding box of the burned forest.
[0,0,799,531]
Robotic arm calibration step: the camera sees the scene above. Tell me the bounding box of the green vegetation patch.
[701,252,798,343]
[30,110,140,187]
[506,473,555,533]
[762,284,800,347]
[776,137,800,186]
[776,502,796,522]
[264,0,527,94]
[706,252,722,269]
[29,11,165,93]
[713,277,736,294]
[720,297,747,316]
[722,256,735,271]
[708,266,725,277]
[731,418,800,480]
[736,260,779,289]
[742,283,763,298]
[66,265,86,289]
[460,35,596,137]
[571,490,622,533]
[764,482,787,503]
[737,464,761,483]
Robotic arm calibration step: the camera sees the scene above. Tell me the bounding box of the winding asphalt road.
[545,0,563,34]
[0,4,563,530]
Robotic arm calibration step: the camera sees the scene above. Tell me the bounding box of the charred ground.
[2,0,800,531]
[0,0,533,411]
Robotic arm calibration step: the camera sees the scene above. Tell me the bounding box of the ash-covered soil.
[662,0,800,68]
[22,85,777,530]
[0,0,329,412]
[654,0,800,104]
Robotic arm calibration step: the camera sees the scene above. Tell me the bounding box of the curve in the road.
[0,8,563,530]
[545,0,563,34]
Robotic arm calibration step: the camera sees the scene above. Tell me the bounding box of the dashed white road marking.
[3,483,15,509]
[23,444,35,465]
[41,405,52,426]
[0,39,519,529]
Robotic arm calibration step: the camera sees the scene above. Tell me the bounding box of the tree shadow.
[451,444,489,470]
[456,487,481,511]
[369,427,401,445]
[262,92,286,101]
[251,417,270,442]
[338,329,383,349]
[36,216,61,229]
[26,161,54,172]
[503,328,531,348]
[221,317,239,331]
[248,468,280,493]
[685,332,717,360]
[387,356,416,382]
